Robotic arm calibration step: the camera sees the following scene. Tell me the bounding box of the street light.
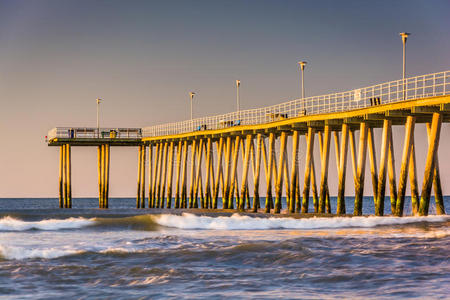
[399,32,410,100]
[236,80,241,120]
[96,98,102,138]
[189,92,195,131]
[297,61,307,113]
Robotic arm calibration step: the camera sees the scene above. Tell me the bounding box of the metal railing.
[47,127,142,141]
[142,70,449,137]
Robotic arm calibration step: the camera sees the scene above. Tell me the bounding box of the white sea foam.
[0,244,83,260]
[0,216,95,231]
[154,213,449,230]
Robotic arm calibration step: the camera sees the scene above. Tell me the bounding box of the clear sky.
[0,0,449,198]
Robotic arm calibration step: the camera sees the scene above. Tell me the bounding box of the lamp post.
[96,98,102,138]
[297,61,307,113]
[236,80,241,120]
[399,32,410,100]
[189,92,195,131]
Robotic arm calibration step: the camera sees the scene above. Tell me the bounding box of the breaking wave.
[0,216,95,231]
[154,213,449,230]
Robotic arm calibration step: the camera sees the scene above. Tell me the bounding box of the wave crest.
[154,213,449,230]
[0,216,95,231]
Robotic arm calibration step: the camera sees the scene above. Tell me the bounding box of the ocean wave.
[154,213,450,230]
[0,244,83,260]
[0,216,95,231]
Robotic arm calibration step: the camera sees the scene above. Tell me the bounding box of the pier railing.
[143,70,450,137]
[47,127,142,141]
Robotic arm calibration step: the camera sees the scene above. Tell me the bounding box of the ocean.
[0,197,448,299]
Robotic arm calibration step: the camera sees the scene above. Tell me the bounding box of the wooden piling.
[354,122,368,216]
[302,128,315,213]
[66,144,72,208]
[204,138,212,208]
[337,124,349,215]
[175,141,182,208]
[194,139,204,208]
[97,145,102,208]
[273,132,286,213]
[213,138,224,209]
[62,144,67,208]
[395,116,415,216]
[156,142,163,208]
[140,145,145,208]
[253,134,262,212]
[310,146,318,213]
[160,142,168,208]
[181,141,188,208]
[319,126,331,214]
[189,140,197,208]
[105,144,110,209]
[229,136,241,209]
[289,130,299,213]
[282,145,290,211]
[387,130,398,214]
[136,145,142,208]
[419,113,442,216]
[239,135,252,211]
[408,134,419,215]
[148,143,153,208]
[166,142,174,208]
[58,145,64,208]
[367,127,378,209]
[223,137,232,209]
[376,120,391,216]
[426,122,445,215]
[151,143,160,208]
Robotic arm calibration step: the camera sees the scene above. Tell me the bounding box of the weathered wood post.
[426,122,445,215]
[66,144,72,208]
[156,142,163,208]
[194,139,204,208]
[189,140,197,208]
[302,128,315,213]
[105,144,110,208]
[229,136,241,209]
[181,141,188,208]
[396,116,415,216]
[253,134,262,212]
[166,142,174,208]
[160,142,168,208]
[419,113,442,216]
[148,144,153,208]
[388,130,398,214]
[213,138,224,209]
[136,145,142,208]
[58,145,64,208]
[337,124,349,215]
[319,126,331,214]
[151,143,160,208]
[140,145,145,208]
[240,134,252,211]
[204,138,212,208]
[97,145,102,208]
[289,130,300,213]
[274,132,287,213]
[408,132,419,215]
[263,133,275,212]
[354,122,368,216]
[174,141,182,208]
[223,137,232,209]
[375,120,391,216]
[367,127,378,210]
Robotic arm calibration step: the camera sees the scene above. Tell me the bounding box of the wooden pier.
[48,71,450,216]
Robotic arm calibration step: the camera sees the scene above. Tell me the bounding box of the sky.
[0,0,449,198]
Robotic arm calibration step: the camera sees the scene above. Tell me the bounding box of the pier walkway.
[48,70,450,216]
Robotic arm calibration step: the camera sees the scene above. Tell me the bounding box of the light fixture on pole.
[297,61,307,113]
[236,80,241,120]
[189,92,195,131]
[96,98,102,138]
[399,32,410,100]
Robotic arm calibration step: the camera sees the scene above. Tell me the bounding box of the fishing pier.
[48,71,450,216]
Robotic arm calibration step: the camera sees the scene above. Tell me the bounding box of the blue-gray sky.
[0,0,449,197]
